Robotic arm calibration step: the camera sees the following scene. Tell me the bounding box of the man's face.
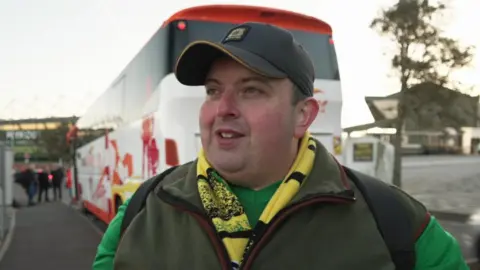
[199,58,318,186]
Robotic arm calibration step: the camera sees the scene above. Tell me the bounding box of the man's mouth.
[218,132,243,138]
[215,129,245,141]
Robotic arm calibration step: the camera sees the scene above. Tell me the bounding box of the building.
[345,82,480,154]
[0,117,78,164]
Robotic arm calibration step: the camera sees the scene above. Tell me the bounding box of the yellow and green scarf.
[196,132,317,267]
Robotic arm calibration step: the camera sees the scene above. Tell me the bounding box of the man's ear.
[294,97,319,138]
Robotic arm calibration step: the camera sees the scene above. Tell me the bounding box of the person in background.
[13,164,38,206]
[24,165,37,206]
[65,167,74,202]
[37,166,50,203]
[51,164,64,201]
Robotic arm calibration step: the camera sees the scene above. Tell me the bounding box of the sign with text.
[353,143,374,162]
[5,130,39,145]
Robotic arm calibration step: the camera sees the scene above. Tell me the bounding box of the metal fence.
[0,143,14,242]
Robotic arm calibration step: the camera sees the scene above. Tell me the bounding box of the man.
[15,165,37,206]
[93,22,467,269]
[25,165,38,206]
[65,167,74,201]
[50,164,64,201]
[37,166,50,203]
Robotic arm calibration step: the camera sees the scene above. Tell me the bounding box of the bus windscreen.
[169,20,340,80]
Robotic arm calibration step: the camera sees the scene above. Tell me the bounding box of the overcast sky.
[0,0,478,127]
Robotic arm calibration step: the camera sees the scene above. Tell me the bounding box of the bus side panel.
[76,27,169,130]
[310,79,343,162]
[139,113,165,180]
[157,75,205,166]
[76,118,163,223]
[76,135,112,224]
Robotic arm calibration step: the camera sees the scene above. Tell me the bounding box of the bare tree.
[370,0,474,187]
[36,121,72,162]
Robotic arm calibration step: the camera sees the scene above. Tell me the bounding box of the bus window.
[168,20,340,81]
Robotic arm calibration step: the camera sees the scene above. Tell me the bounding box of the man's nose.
[216,91,240,118]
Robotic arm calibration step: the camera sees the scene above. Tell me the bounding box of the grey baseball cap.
[174,22,315,97]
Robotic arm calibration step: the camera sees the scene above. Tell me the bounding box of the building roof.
[364,82,480,128]
[0,116,77,125]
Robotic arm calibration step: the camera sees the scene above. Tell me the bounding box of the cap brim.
[174,40,287,86]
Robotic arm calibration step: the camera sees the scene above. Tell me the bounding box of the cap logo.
[223,26,249,43]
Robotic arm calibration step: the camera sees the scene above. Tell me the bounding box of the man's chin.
[207,155,245,175]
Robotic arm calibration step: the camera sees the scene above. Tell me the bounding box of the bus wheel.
[115,196,123,214]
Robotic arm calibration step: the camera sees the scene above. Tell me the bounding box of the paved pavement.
[402,156,480,215]
[402,155,480,168]
[0,185,101,270]
[400,155,480,264]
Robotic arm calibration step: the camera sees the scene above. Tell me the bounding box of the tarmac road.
[402,155,480,215]
[401,155,480,264]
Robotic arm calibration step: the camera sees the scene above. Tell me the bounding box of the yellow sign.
[333,136,342,155]
[353,143,373,162]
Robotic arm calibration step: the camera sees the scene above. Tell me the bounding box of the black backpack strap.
[343,166,416,270]
[120,166,178,237]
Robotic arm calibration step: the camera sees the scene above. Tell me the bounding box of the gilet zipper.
[159,188,355,270]
[241,195,355,270]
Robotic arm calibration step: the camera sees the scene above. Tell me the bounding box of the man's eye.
[206,88,218,96]
[244,87,262,94]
